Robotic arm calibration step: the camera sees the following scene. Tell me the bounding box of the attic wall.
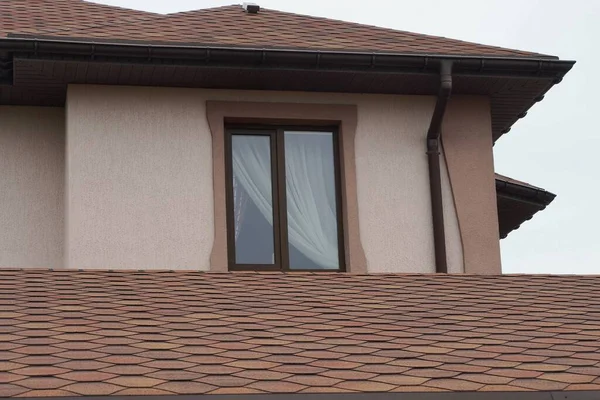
[65,86,213,271]
[0,106,65,269]
[0,88,491,273]
[64,85,466,273]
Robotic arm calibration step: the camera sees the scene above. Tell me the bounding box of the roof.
[1,269,599,397]
[0,0,152,38]
[496,174,545,190]
[495,173,557,238]
[0,2,575,142]
[0,1,550,58]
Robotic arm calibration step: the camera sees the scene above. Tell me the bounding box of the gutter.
[0,37,575,79]
[495,178,556,207]
[495,178,557,239]
[427,60,453,274]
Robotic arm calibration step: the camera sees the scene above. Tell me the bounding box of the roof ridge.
[164,4,242,16]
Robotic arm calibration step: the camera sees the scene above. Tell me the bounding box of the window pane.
[284,131,340,270]
[231,135,275,265]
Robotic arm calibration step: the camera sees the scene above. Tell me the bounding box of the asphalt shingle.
[0,1,551,58]
[0,269,599,396]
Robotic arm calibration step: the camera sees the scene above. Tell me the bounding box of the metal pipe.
[427,60,453,274]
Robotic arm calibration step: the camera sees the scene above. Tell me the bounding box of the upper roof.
[1,269,599,397]
[0,1,551,58]
[0,1,574,141]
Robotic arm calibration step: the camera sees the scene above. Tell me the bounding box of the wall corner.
[441,96,501,275]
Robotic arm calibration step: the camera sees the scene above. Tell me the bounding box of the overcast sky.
[95,0,598,274]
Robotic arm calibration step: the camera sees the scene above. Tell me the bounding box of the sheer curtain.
[232,178,248,241]
[232,132,339,269]
[284,132,339,269]
[232,136,274,229]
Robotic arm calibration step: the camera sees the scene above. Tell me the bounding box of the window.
[225,126,345,271]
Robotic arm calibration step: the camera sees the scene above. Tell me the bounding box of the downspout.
[427,60,453,273]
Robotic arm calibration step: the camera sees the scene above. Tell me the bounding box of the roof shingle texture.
[1,269,600,397]
[0,1,549,58]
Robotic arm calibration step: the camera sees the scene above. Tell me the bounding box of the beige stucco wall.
[441,146,465,274]
[66,85,464,272]
[66,87,214,270]
[352,96,463,273]
[442,96,501,274]
[0,107,65,269]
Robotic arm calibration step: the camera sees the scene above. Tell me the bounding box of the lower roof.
[1,269,599,397]
[495,173,556,238]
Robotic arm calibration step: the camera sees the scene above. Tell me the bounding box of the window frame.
[224,124,346,272]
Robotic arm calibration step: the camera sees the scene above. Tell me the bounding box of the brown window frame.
[224,124,346,272]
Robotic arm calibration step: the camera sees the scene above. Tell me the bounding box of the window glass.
[231,135,275,265]
[284,131,339,270]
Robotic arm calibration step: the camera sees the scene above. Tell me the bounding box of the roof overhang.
[496,174,556,238]
[0,37,575,141]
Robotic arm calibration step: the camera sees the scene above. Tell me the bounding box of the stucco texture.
[66,85,464,273]
[353,96,463,273]
[442,96,501,274]
[66,86,213,270]
[0,107,65,269]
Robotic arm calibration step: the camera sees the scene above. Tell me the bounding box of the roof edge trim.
[12,390,600,400]
[0,36,575,77]
[495,177,556,207]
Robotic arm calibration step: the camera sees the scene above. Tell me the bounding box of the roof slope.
[0,1,551,58]
[0,0,157,38]
[1,269,599,397]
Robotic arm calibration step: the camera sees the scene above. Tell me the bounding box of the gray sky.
[95,0,598,274]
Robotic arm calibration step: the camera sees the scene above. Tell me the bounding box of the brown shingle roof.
[495,173,556,238]
[0,1,551,58]
[495,173,545,191]
[0,0,155,38]
[1,269,599,397]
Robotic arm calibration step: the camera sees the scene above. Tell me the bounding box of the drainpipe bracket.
[426,138,440,153]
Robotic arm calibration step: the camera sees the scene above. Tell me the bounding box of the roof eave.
[496,177,557,206]
[0,36,575,79]
[496,177,557,238]
[0,36,576,140]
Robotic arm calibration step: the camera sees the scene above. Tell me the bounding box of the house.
[1,1,597,399]
[0,0,570,274]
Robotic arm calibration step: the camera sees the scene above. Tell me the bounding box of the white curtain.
[232,136,274,229]
[232,133,339,270]
[233,177,248,241]
[283,132,339,269]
